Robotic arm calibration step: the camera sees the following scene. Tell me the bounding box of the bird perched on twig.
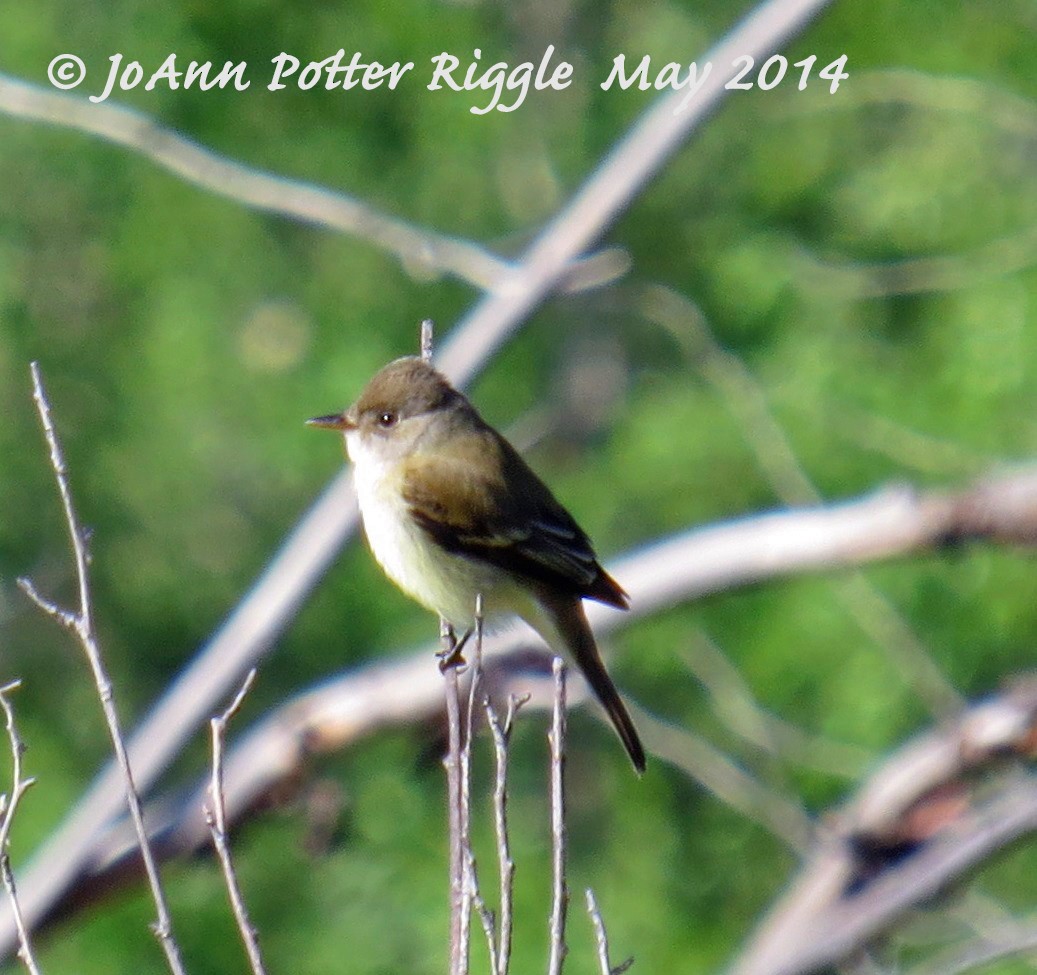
[309,356,645,773]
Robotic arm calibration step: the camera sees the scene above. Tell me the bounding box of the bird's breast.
[352,451,510,629]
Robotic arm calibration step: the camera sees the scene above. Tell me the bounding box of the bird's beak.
[306,412,355,431]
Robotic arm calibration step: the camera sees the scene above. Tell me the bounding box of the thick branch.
[729,679,1037,975]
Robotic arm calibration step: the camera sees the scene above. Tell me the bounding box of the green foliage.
[2,0,1037,972]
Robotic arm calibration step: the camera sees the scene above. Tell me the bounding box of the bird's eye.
[377,411,397,428]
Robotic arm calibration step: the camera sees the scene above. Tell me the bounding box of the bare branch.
[459,596,486,969]
[908,919,1037,975]
[486,694,526,975]
[585,889,610,975]
[730,679,1037,975]
[0,74,630,296]
[205,670,267,975]
[17,364,187,975]
[471,887,499,975]
[585,888,632,975]
[0,682,41,975]
[441,620,468,975]
[15,581,76,633]
[24,362,93,635]
[601,468,1037,630]
[547,658,569,975]
[434,0,836,388]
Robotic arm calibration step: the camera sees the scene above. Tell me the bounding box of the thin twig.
[630,701,814,854]
[0,682,41,975]
[421,319,435,364]
[643,283,962,717]
[586,888,610,975]
[441,620,467,975]
[471,886,499,975]
[17,363,187,975]
[426,318,468,975]
[205,669,266,975]
[547,658,569,975]
[485,693,526,975]
[458,596,485,974]
[585,888,633,975]
[681,636,871,778]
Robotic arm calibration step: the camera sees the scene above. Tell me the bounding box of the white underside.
[349,433,543,633]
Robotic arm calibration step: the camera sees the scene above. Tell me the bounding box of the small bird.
[309,356,645,773]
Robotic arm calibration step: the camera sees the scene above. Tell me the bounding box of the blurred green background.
[2,0,1037,972]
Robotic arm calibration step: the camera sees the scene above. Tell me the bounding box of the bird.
[308,355,645,773]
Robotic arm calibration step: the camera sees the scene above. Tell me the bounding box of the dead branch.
[585,888,632,975]
[547,659,569,975]
[0,682,41,975]
[486,693,525,975]
[729,678,1037,975]
[205,670,267,975]
[0,74,625,297]
[16,364,188,975]
[441,621,468,975]
[681,636,872,779]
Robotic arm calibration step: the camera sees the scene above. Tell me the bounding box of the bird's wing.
[401,432,627,608]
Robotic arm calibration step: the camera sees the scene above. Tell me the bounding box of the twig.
[421,319,434,364]
[441,620,467,975]
[585,888,632,975]
[547,658,569,975]
[16,363,187,975]
[425,316,468,975]
[485,693,526,975]
[0,682,41,975]
[205,669,266,975]
[471,887,499,975]
[585,889,610,975]
[681,636,871,778]
[459,596,485,971]
[630,701,814,854]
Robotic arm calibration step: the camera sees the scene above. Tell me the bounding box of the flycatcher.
[309,356,645,773]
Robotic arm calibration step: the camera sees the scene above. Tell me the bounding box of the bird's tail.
[542,596,646,774]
